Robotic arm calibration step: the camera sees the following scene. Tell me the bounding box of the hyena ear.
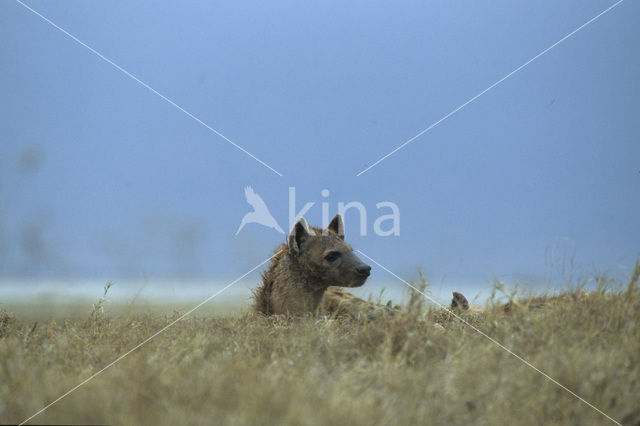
[288,217,314,255]
[327,214,344,240]
[451,291,470,311]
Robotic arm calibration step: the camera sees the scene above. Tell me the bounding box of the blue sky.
[1,0,639,293]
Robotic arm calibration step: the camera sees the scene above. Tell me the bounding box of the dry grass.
[1,273,640,425]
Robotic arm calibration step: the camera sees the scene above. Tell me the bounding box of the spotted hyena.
[253,214,390,318]
[253,214,480,321]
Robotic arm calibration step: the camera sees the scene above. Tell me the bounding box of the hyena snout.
[343,256,371,287]
[355,264,371,278]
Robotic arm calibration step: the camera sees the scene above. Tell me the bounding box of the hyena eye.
[324,251,341,262]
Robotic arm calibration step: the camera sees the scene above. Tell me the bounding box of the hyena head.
[288,214,371,289]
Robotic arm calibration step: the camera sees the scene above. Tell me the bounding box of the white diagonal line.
[19,251,281,426]
[356,250,622,426]
[356,0,625,176]
[13,0,283,177]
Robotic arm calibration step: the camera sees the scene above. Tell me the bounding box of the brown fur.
[321,286,392,319]
[451,291,471,311]
[253,215,387,317]
[442,291,486,324]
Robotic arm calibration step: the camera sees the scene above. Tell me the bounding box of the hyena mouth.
[349,274,369,288]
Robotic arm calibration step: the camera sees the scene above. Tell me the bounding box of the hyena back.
[253,214,378,317]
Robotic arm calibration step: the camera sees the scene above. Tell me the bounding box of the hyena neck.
[279,250,327,289]
[306,286,328,313]
[277,254,330,313]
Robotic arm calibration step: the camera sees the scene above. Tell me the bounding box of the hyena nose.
[356,265,371,277]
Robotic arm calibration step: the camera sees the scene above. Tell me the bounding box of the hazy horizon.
[2,0,639,300]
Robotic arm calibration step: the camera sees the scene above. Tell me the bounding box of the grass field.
[1,268,639,426]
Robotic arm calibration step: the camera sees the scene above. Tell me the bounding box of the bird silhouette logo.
[236,186,284,235]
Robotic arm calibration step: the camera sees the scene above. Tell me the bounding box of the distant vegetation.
[1,263,639,425]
